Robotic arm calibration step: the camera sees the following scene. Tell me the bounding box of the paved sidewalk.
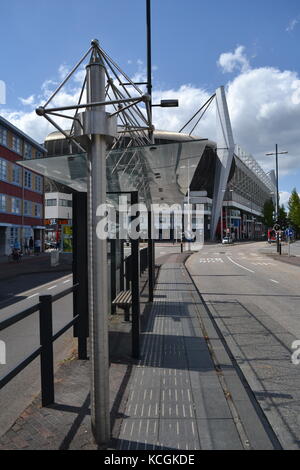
[0,254,279,450]
[115,259,277,450]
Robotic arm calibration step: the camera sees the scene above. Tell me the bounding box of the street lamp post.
[266,145,288,253]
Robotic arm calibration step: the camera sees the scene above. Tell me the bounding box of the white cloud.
[217,46,250,74]
[58,64,70,79]
[2,50,300,185]
[286,17,299,32]
[280,191,291,208]
[225,66,300,175]
[18,94,36,106]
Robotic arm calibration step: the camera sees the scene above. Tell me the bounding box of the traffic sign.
[286,228,294,238]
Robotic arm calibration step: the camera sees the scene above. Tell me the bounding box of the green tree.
[288,188,300,235]
[262,198,275,228]
[278,204,288,230]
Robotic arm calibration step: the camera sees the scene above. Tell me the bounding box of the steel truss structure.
[36,39,153,152]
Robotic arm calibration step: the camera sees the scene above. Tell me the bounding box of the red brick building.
[0,115,46,255]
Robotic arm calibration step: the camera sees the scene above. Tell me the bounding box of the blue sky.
[1,0,300,204]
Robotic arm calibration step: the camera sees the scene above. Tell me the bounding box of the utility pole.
[146,0,155,301]
[266,145,288,253]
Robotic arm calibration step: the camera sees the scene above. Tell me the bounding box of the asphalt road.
[187,241,300,449]
[0,274,75,437]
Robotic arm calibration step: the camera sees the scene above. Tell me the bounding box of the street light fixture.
[152,99,179,108]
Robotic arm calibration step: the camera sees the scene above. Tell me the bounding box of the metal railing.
[0,283,86,407]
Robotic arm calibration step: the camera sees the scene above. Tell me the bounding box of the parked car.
[222,236,233,244]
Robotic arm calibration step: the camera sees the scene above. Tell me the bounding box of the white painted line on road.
[270,279,279,284]
[199,258,224,263]
[63,280,71,284]
[227,256,255,273]
[17,274,72,297]
[47,285,57,290]
[28,293,39,299]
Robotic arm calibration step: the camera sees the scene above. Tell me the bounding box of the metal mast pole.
[275,144,280,253]
[275,144,279,222]
[147,0,155,301]
[86,43,110,446]
[266,145,287,254]
[146,0,152,123]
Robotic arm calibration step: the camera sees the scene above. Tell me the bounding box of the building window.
[34,203,42,218]
[12,165,21,185]
[24,170,32,189]
[24,143,32,160]
[11,197,21,214]
[0,127,7,146]
[24,200,32,216]
[35,175,43,193]
[59,199,72,207]
[0,194,6,212]
[36,150,44,158]
[0,159,7,181]
[12,135,22,154]
[46,199,57,206]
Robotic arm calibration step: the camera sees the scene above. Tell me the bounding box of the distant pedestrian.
[29,237,34,255]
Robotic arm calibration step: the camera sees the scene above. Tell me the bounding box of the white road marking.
[199,258,224,264]
[16,274,72,297]
[251,262,275,266]
[227,256,255,273]
[270,279,279,284]
[28,293,39,299]
[63,279,71,284]
[47,285,57,290]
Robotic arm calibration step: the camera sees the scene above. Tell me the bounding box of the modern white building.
[45,192,72,221]
[45,192,72,249]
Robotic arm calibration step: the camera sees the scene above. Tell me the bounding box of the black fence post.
[72,191,88,360]
[39,295,55,407]
[120,240,125,291]
[148,211,154,302]
[125,256,131,290]
[110,239,117,314]
[131,191,140,359]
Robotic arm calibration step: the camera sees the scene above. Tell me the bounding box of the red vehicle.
[267,228,277,243]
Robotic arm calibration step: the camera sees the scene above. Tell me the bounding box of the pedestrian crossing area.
[198,250,276,267]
